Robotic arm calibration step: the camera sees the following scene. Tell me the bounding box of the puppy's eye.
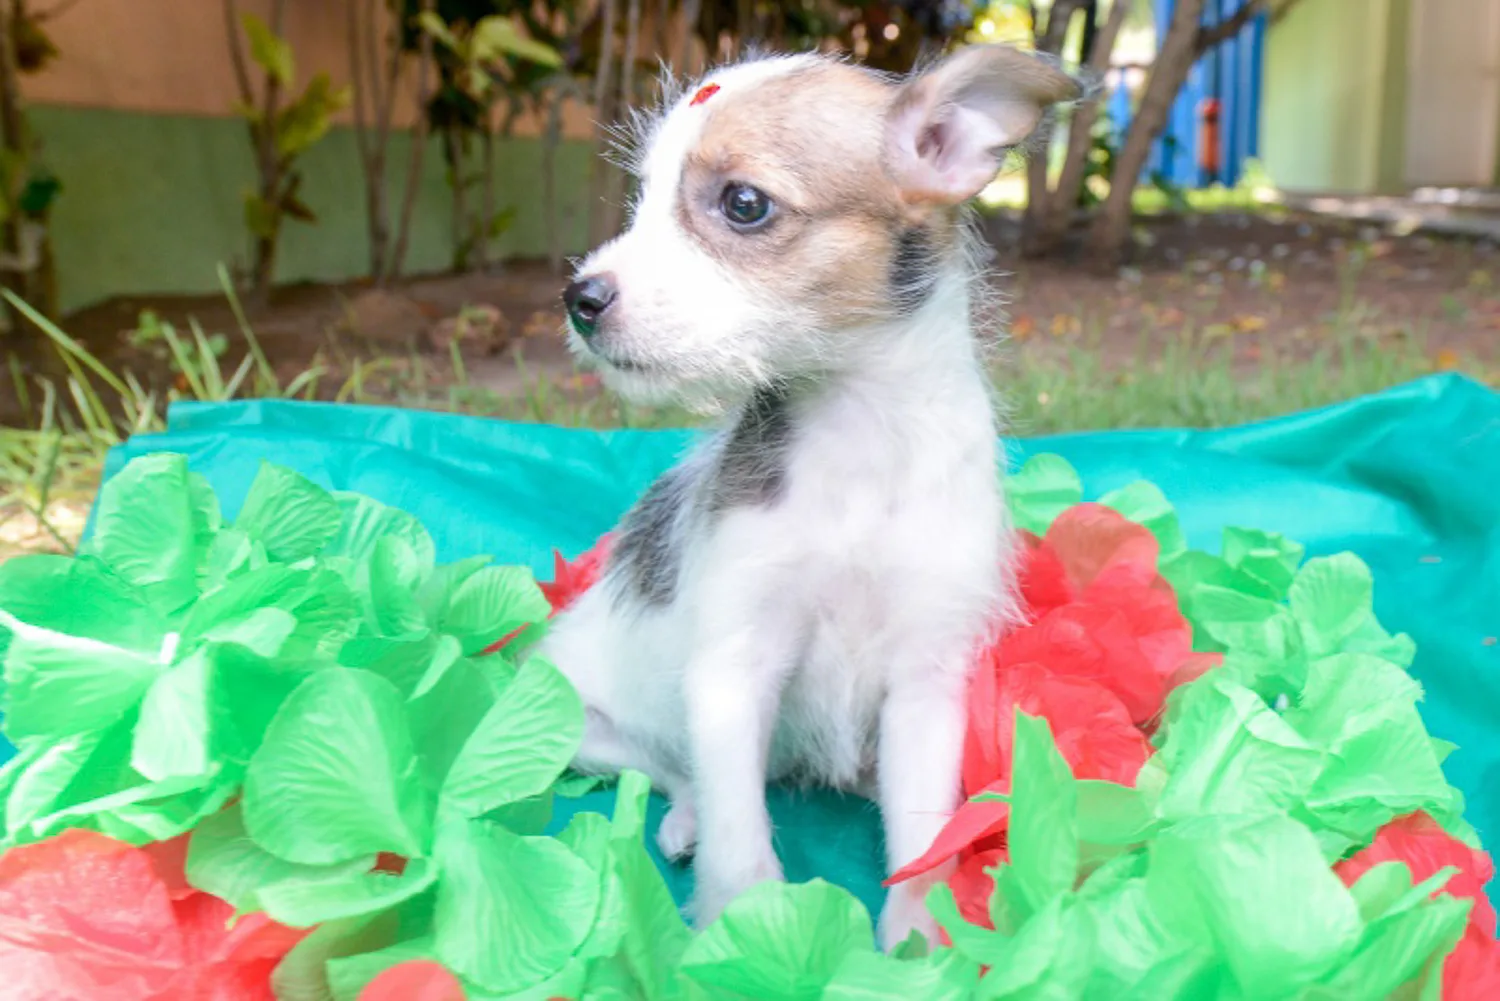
[720,183,773,230]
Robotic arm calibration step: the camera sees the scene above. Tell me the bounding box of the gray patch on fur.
[708,383,796,513]
[891,226,938,312]
[612,467,692,606]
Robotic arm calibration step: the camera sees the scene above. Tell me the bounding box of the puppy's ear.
[886,44,1081,206]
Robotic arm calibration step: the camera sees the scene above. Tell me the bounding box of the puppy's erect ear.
[886,44,1081,206]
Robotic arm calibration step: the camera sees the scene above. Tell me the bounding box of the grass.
[0,262,1478,561]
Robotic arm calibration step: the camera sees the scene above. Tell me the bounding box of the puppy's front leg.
[876,665,968,950]
[684,624,794,926]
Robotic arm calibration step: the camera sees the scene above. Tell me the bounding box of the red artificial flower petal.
[999,604,1167,725]
[992,662,1152,786]
[1336,812,1497,935]
[887,786,1010,885]
[0,829,185,1000]
[1042,504,1160,595]
[949,849,1008,930]
[141,834,195,902]
[963,645,1004,796]
[1443,925,1500,1001]
[1336,812,1500,1000]
[359,960,468,1001]
[0,831,308,1001]
[1016,531,1073,618]
[539,533,615,616]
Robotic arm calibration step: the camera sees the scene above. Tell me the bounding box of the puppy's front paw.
[690,849,784,928]
[656,799,698,861]
[878,879,940,952]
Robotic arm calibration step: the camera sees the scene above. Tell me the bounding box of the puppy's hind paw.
[656,799,698,861]
[877,879,940,952]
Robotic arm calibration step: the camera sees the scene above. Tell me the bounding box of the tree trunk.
[1088,0,1207,267]
[543,89,566,274]
[1029,0,1132,256]
[598,0,641,242]
[586,0,619,247]
[476,121,495,272]
[0,1,24,330]
[447,126,467,271]
[1020,0,1082,255]
[384,0,435,284]
[349,0,390,280]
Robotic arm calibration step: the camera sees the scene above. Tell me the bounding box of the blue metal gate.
[1108,0,1267,189]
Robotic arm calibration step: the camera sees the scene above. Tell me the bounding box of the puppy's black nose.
[563,274,617,337]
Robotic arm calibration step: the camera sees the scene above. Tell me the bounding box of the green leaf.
[1190,585,1301,662]
[243,191,279,240]
[1007,454,1083,536]
[471,15,563,67]
[1289,554,1374,657]
[234,463,342,562]
[1099,480,1185,558]
[440,657,583,818]
[84,452,200,613]
[2,627,161,740]
[1146,814,1362,998]
[926,882,1009,964]
[276,73,351,158]
[242,11,294,86]
[432,819,600,993]
[436,565,549,656]
[186,802,374,914]
[244,669,432,865]
[680,880,875,1001]
[1006,711,1078,912]
[973,897,1091,1000]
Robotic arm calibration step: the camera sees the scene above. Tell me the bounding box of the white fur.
[543,51,1034,950]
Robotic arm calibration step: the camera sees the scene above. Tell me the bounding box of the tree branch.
[1194,0,1267,55]
[222,0,254,108]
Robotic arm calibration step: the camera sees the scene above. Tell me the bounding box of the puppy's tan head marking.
[568,46,1079,400]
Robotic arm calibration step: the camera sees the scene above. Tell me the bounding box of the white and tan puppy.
[543,45,1079,948]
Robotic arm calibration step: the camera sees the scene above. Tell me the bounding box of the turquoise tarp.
[76,373,1500,914]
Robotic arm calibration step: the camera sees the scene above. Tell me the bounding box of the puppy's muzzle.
[564,273,618,340]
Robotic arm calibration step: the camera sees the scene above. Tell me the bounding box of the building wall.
[18,0,597,313]
[1259,0,1398,194]
[1402,0,1500,187]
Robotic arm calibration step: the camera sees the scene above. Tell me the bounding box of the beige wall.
[1403,0,1500,187]
[21,0,593,136]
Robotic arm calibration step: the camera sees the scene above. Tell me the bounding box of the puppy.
[543,44,1079,948]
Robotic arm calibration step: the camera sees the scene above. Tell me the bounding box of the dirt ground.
[4,207,1498,428]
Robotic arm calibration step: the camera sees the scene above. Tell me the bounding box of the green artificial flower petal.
[1146,814,1362,999]
[824,948,979,1001]
[258,857,440,928]
[234,462,343,562]
[186,802,376,914]
[679,879,875,1001]
[325,492,437,570]
[132,650,215,782]
[433,818,601,994]
[1006,454,1083,536]
[84,452,201,614]
[436,565,550,656]
[1099,480,1186,559]
[1007,711,1079,913]
[439,657,583,819]
[244,668,432,864]
[1288,554,1375,658]
[2,626,162,740]
[1221,527,1304,599]
[1156,677,1324,820]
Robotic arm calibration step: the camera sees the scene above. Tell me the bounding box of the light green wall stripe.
[29,105,593,314]
[1260,0,1394,194]
[1374,0,1411,194]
